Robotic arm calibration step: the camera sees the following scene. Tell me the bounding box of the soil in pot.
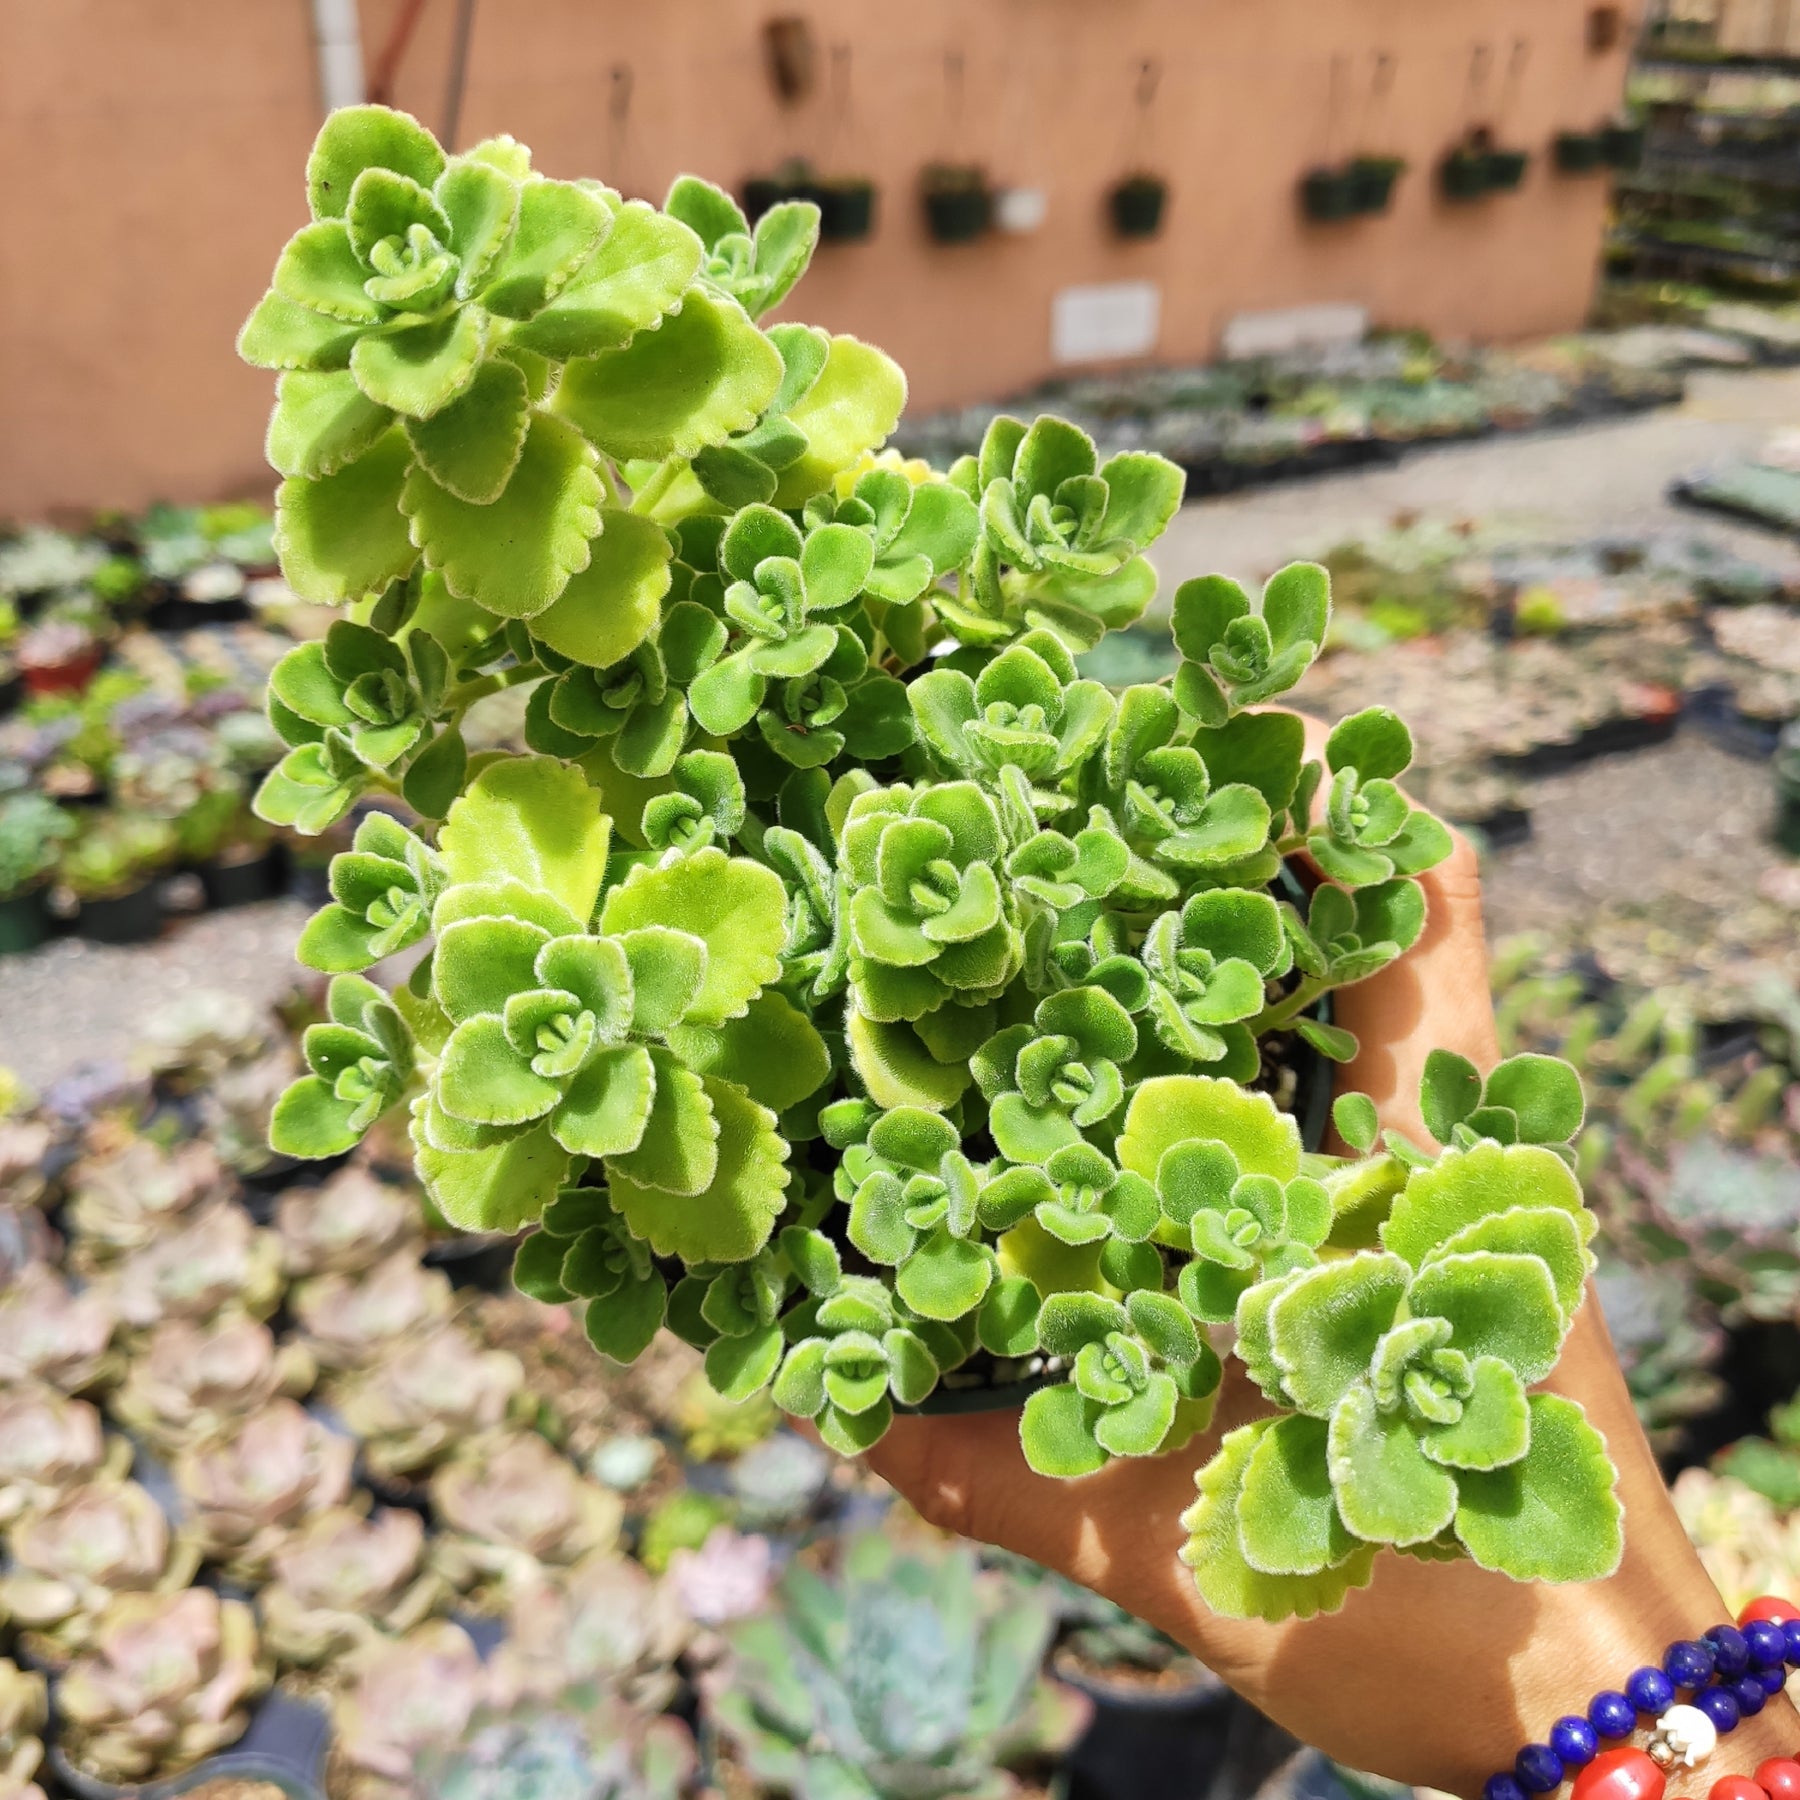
[0,886,50,956]
[1109,176,1167,238]
[75,881,164,945]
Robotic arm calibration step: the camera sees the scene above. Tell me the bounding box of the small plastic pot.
[1299,167,1359,221]
[1109,176,1167,238]
[74,882,163,945]
[1060,1661,1235,1800]
[0,669,21,716]
[199,846,285,910]
[922,183,990,243]
[1600,122,1645,169]
[0,886,50,957]
[23,647,104,698]
[50,1692,330,1800]
[1439,150,1491,200]
[1484,148,1530,190]
[1554,131,1607,174]
[1347,158,1404,213]
[818,181,876,242]
[423,1231,520,1293]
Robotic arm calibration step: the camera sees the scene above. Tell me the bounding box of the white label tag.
[1051,281,1161,364]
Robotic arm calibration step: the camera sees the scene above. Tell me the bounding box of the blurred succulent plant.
[414,1699,696,1800]
[672,1369,778,1461]
[667,1525,774,1627]
[54,1587,271,1786]
[275,1162,424,1278]
[638,1489,731,1577]
[1592,1258,1727,1453]
[0,1265,118,1392]
[134,989,275,1086]
[110,1313,317,1455]
[171,1397,355,1582]
[101,1200,284,1330]
[0,1660,46,1800]
[332,1620,490,1800]
[0,527,107,598]
[66,1136,225,1264]
[200,1044,307,1178]
[0,1476,200,1664]
[1673,1467,1800,1618]
[487,1553,689,1715]
[0,1387,116,1525]
[292,1248,455,1369]
[429,1431,624,1589]
[0,1116,54,1211]
[259,1503,448,1666]
[330,1322,527,1479]
[0,1204,58,1293]
[588,1433,663,1494]
[707,1532,1090,1800]
[727,1430,831,1529]
[1644,1136,1800,1322]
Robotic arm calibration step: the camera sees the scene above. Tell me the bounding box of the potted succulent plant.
[920,162,992,241]
[0,1388,117,1525]
[1109,173,1168,238]
[244,106,1625,1623]
[60,811,177,944]
[1439,143,1494,201]
[0,793,73,956]
[17,615,103,698]
[1554,130,1608,174]
[0,1659,48,1800]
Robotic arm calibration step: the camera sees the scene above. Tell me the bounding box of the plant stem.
[1247,975,1330,1037]
[597,458,625,508]
[629,458,683,517]
[442,662,543,720]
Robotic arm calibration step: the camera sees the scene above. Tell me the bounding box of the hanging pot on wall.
[1483,147,1530,190]
[1599,120,1646,168]
[1439,146,1491,200]
[920,165,991,243]
[1554,130,1608,173]
[1108,174,1168,238]
[817,178,877,242]
[1300,165,1361,221]
[1347,155,1406,213]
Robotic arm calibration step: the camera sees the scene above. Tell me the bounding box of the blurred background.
[1,4,1799,1800]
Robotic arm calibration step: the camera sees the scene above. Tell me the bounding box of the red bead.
[1572,1749,1666,1800]
[1755,1761,1800,1800]
[1739,1596,1800,1627]
[1711,1778,1767,1800]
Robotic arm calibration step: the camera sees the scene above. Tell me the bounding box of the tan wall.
[0,0,1630,519]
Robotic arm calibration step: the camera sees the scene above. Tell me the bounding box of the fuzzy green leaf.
[415,1116,569,1232]
[846,1013,973,1112]
[1420,1049,1483,1146]
[528,508,672,669]
[1419,1354,1530,1471]
[896,1228,993,1322]
[771,335,908,509]
[275,427,419,605]
[667,989,831,1113]
[1482,1054,1585,1145]
[403,411,603,619]
[438,755,610,925]
[586,1270,669,1364]
[1238,1413,1356,1575]
[599,848,785,1024]
[1453,1394,1623,1581]
[606,1047,719,1199]
[1117,1075,1301,1187]
[1327,1381,1459,1545]
[1268,1253,1409,1416]
[307,104,445,221]
[403,356,531,504]
[1019,1383,1107,1477]
[1381,1141,1591,1269]
[267,370,395,480]
[477,177,611,319]
[1407,1252,1568,1386]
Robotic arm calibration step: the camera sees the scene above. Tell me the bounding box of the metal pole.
[442,0,478,149]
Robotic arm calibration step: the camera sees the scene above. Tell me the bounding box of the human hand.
[860,763,1796,1794]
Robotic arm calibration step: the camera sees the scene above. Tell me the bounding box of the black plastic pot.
[741,177,787,223]
[818,181,877,242]
[1684,683,1783,761]
[1347,158,1404,213]
[148,595,252,632]
[922,183,990,243]
[50,1692,329,1800]
[423,1230,521,1293]
[1775,726,1800,857]
[74,882,163,945]
[284,855,333,908]
[1554,131,1608,173]
[0,669,21,717]
[1484,148,1530,190]
[1439,150,1492,200]
[1109,176,1168,238]
[199,845,285,910]
[0,886,50,957]
[1600,122,1646,169]
[1300,167,1360,221]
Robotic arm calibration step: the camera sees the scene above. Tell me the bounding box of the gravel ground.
[3,369,1796,1092]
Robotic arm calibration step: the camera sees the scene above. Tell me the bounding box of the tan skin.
[854,724,1799,1798]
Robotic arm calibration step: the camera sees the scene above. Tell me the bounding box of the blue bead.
[1515,1745,1564,1794]
[1744,1619,1788,1671]
[1696,1684,1741,1733]
[1588,1690,1637,1739]
[1759,1665,1787,1696]
[1785,1619,1800,1664]
[1733,1673,1768,1716]
[1625,1666,1675,1714]
[1550,1718,1598,1767]
[1485,1776,1529,1800]
[1706,1623,1751,1677]
[1664,1639,1715,1687]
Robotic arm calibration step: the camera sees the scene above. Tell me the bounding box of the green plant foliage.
[707,1533,1089,1800]
[246,108,1617,1622]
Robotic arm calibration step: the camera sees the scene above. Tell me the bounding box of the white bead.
[1647,1704,1717,1770]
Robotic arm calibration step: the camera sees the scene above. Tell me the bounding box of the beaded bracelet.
[1483,1597,1800,1800]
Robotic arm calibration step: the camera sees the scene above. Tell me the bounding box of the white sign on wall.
[1220,303,1369,361]
[1051,281,1161,364]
